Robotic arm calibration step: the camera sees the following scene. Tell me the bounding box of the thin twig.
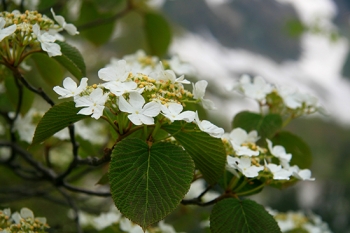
[77,0,134,31]
[62,182,111,197]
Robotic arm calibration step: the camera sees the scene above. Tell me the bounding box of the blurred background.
[1,0,350,232]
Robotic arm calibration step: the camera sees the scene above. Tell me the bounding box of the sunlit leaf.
[109,138,194,229]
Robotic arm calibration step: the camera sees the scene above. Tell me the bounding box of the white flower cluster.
[74,206,177,233]
[0,9,78,58]
[268,208,332,233]
[54,52,224,138]
[224,128,314,181]
[235,75,321,116]
[0,207,49,233]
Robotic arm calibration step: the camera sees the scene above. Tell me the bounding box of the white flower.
[157,220,176,233]
[150,62,177,82]
[289,165,315,181]
[0,17,16,41]
[20,208,34,220]
[168,55,195,76]
[276,85,303,109]
[192,80,216,109]
[51,8,79,35]
[226,156,264,178]
[93,211,121,230]
[119,218,145,233]
[32,23,61,57]
[194,111,224,138]
[118,92,161,125]
[53,77,88,99]
[266,139,292,165]
[227,128,260,156]
[265,162,292,180]
[161,103,195,122]
[75,88,108,119]
[98,61,137,96]
[239,75,273,101]
[12,109,43,143]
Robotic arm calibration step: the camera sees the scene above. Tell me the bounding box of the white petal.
[167,103,183,115]
[129,92,145,109]
[0,24,16,41]
[118,96,134,113]
[138,114,155,125]
[202,98,216,110]
[177,111,195,122]
[62,77,78,90]
[142,102,161,117]
[193,80,208,99]
[77,107,93,116]
[128,114,143,125]
[20,208,34,219]
[64,23,79,35]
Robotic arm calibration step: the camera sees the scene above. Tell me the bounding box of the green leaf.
[272,131,312,169]
[32,101,88,145]
[162,122,226,184]
[53,41,86,80]
[78,2,115,45]
[210,198,281,233]
[109,138,194,229]
[232,111,283,140]
[31,53,65,86]
[4,73,35,116]
[143,12,172,56]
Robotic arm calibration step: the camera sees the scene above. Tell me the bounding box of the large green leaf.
[143,12,172,56]
[32,101,87,145]
[78,1,115,45]
[162,122,226,184]
[54,41,86,80]
[31,53,65,86]
[109,138,194,229]
[210,198,281,233]
[232,111,282,140]
[272,131,312,169]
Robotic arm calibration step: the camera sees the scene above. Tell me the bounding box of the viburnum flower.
[227,128,260,156]
[226,156,264,178]
[289,165,315,181]
[98,60,137,96]
[118,92,161,125]
[75,88,108,119]
[161,103,195,122]
[239,75,273,101]
[51,8,79,35]
[192,80,215,110]
[53,77,88,99]
[119,218,145,233]
[32,23,61,57]
[266,139,292,166]
[194,111,224,138]
[265,162,292,180]
[150,62,177,82]
[0,17,16,41]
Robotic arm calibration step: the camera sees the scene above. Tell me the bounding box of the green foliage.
[272,131,312,169]
[162,122,226,184]
[4,73,35,116]
[78,1,116,45]
[31,53,65,86]
[143,12,172,56]
[32,101,88,145]
[109,138,194,229]
[210,198,281,233]
[53,41,87,80]
[232,111,283,140]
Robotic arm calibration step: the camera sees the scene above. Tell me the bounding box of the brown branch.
[62,182,111,197]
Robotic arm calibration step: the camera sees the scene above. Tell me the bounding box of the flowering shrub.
[0,2,330,233]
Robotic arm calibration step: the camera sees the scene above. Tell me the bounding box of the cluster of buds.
[0,9,78,65]
[223,128,314,182]
[234,75,322,118]
[53,51,223,138]
[0,207,49,233]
